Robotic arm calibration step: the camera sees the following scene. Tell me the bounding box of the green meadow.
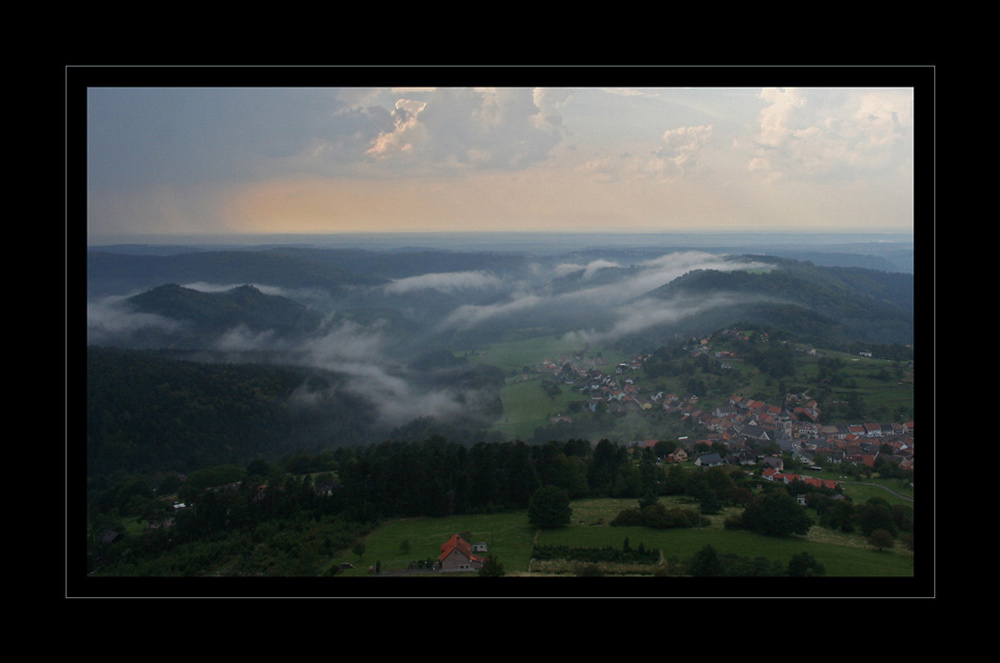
[494,378,580,440]
[329,510,538,577]
[330,496,914,579]
[462,335,630,375]
[461,335,631,440]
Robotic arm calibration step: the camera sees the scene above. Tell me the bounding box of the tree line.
[87,432,914,576]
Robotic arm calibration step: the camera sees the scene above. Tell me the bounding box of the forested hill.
[646,257,914,348]
[127,283,324,336]
[84,345,509,487]
[85,347,381,485]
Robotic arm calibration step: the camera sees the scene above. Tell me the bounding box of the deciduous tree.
[868,528,895,552]
[739,490,813,536]
[528,485,572,528]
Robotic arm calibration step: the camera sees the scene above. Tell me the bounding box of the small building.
[694,452,724,467]
[438,534,486,572]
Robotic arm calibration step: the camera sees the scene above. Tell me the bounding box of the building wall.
[441,550,482,572]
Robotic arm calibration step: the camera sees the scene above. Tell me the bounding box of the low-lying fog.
[87,247,783,431]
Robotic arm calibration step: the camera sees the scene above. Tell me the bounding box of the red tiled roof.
[439,534,485,564]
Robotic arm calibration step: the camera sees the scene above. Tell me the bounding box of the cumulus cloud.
[366,87,566,171]
[365,98,429,159]
[750,87,913,180]
[579,124,714,183]
[653,124,714,177]
[384,270,503,295]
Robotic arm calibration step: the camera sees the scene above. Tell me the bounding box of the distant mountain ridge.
[127,283,323,336]
[89,245,915,354]
[87,248,387,298]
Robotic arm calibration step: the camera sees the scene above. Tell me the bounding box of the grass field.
[329,510,538,577]
[361,335,919,583]
[330,496,914,579]
[794,348,914,418]
[494,378,584,440]
[461,334,631,440]
[461,335,629,375]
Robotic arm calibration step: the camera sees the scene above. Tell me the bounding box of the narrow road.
[840,481,913,502]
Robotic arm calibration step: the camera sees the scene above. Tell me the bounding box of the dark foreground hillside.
[85,346,380,485]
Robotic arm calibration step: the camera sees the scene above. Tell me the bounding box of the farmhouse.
[438,533,486,572]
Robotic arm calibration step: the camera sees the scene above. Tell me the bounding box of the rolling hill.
[126,283,324,337]
[640,256,913,349]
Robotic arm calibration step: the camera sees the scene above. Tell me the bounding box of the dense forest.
[86,347,380,486]
[645,258,915,349]
[85,345,510,490]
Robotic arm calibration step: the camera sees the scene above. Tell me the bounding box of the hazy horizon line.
[87,228,914,245]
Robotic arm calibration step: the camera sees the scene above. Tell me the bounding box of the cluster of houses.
[533,354,662,414]
[664,392,914,474]
[532,350,914,482]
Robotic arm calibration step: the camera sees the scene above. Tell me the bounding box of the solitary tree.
[868,528,895,552]
[528,485,572,528]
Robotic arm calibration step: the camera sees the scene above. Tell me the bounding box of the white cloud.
[653,124,714,176]
[437,251,774,333]
[215,324,276,351]
[440,292,545,330]
[555,259,620,279]
[86,296,187,343]
[553,262,586,276]
[384,270,503,294]
[578,124,714,183]
[570,293,744,344]
[365,87,566,171]
[86,82,917,237]
[366,98,429,159]
[582,259,619,279]
[294,320,483,426]
[750,87,913,180]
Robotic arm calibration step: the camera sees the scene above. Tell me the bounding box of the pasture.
[331,496,915,579]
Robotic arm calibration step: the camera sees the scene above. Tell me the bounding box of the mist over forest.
[83,232,915,465]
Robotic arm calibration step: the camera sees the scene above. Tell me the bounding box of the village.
[430,367,917,573]
[529,345,915,494]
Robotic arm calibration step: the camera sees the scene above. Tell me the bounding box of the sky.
[84,72,920,242]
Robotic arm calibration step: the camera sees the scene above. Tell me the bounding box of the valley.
[78,234,922,591]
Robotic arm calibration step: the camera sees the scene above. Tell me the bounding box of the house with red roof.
[438,533,486,572]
